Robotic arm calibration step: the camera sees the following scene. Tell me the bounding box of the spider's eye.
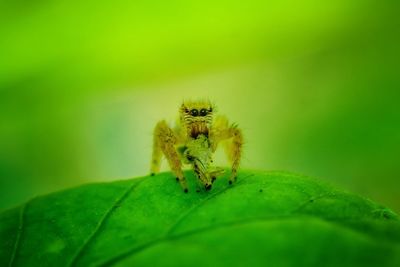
[190,109,199,116]
[199,108,207,116]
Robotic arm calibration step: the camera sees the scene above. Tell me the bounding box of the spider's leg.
[151,120,188,192]
[225,125,243,184]
[150,129,162,176]
[210,116,243,184]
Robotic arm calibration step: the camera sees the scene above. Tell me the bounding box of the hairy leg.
[210,116,243,184]
[150,130,162,176]
[151,120,188,192]
[225,126,243,183]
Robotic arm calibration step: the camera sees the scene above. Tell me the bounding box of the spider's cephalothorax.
[150,100,243,193]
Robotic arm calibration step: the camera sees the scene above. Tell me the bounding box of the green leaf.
[1,170,400,267]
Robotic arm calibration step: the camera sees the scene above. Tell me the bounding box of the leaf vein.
[69,179,145,267]
[99,214,398,267]
[8,201,28,267]
[97,173,253,266]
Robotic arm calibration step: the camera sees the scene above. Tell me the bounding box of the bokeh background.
[1,0,399,212]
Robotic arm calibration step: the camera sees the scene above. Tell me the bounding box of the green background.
[0,0,399,212]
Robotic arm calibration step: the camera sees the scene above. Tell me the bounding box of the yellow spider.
[150,99,243,192]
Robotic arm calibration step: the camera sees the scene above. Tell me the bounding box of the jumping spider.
[150,100,243,192]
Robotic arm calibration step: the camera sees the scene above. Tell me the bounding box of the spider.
[150,99,243,192]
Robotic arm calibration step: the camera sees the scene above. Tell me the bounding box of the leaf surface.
[1,170,400,267]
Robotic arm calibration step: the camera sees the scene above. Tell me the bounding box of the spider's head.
[180,99,214,138]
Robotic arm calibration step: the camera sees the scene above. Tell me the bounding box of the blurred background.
[0,0,399,212]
